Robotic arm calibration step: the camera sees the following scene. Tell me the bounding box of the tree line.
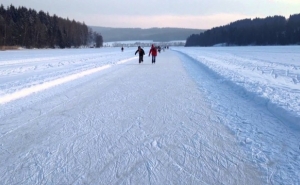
[0,4,103,48]
[185,14,300,46]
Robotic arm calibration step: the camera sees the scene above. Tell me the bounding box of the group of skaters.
[135,44,160,64]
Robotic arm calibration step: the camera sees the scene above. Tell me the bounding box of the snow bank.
[0,48,138,104]
[173,46,300,127]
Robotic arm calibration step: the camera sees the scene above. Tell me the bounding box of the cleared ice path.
[1,50,267,184]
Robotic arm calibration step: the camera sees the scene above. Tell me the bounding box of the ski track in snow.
[0,47,299,184]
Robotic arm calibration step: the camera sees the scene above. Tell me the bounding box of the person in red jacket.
[149,44,158,64]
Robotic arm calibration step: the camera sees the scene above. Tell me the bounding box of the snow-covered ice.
[0,46,299,184]
[173,46,300,126]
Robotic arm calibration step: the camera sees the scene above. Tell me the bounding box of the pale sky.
[2,0,300,29]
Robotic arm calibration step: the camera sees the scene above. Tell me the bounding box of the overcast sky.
[2,0,300,29]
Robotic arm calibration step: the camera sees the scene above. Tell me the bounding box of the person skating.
[149,44,158,64]
[135,46,145,64]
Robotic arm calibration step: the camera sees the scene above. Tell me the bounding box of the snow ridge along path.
[0,48,298,184]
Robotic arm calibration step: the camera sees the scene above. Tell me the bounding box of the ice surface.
[0,46,299,184]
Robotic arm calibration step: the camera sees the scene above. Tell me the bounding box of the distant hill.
[90,26,205,42]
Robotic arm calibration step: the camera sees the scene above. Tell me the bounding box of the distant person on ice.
[135,46,145,64]
[121,46,124,52]
[149,44,158,64]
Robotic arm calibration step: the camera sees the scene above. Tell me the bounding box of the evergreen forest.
[186,14,300,46]
[0,4,103,49]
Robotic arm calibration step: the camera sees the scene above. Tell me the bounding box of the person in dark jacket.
[149,44,158,64]
[135,46,145,63]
